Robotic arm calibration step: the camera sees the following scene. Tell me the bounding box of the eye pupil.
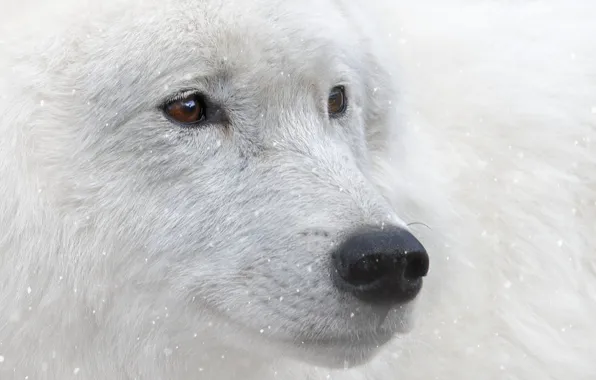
[328,86,347,117]
[164,94,205,125]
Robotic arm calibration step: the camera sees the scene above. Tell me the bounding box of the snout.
[331,226,429,305]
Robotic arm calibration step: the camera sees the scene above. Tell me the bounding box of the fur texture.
[0,0,594,379]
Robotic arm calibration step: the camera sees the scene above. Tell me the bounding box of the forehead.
[86,0,364,81]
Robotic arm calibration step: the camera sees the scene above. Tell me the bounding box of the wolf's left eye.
[328,86,347,118]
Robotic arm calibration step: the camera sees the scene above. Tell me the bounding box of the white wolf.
[0,0,594,379]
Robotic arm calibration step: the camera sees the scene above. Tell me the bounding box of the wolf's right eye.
[328,86,347,118]
[163,93,206,126]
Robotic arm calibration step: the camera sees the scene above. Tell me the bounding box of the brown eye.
[163,93,205,125]
[328,86,347,117]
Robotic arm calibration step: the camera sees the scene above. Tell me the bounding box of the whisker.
[406,221,432,230]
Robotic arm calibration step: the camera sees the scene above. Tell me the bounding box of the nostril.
[403,251,430,280]
[347,254,395,287]
[345,250,429,286]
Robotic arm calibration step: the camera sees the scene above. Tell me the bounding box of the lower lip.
[296,330,395,349]
[293,335,395,369]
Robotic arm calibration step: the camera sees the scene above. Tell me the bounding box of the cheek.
[341,121,374,174]
[132,169,252,258]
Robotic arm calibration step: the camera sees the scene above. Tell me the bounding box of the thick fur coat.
[0,0,594,379]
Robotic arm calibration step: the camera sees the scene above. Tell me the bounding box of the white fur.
[1,0,595,379]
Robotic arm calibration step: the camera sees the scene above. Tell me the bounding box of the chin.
[284,328,404,369]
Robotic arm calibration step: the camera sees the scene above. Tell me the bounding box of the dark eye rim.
[161,91,208,127]
[328,85,348,118]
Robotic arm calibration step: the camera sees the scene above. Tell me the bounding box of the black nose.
[331,226,429,305]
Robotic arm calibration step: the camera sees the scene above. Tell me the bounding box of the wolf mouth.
[294,327,397,349]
